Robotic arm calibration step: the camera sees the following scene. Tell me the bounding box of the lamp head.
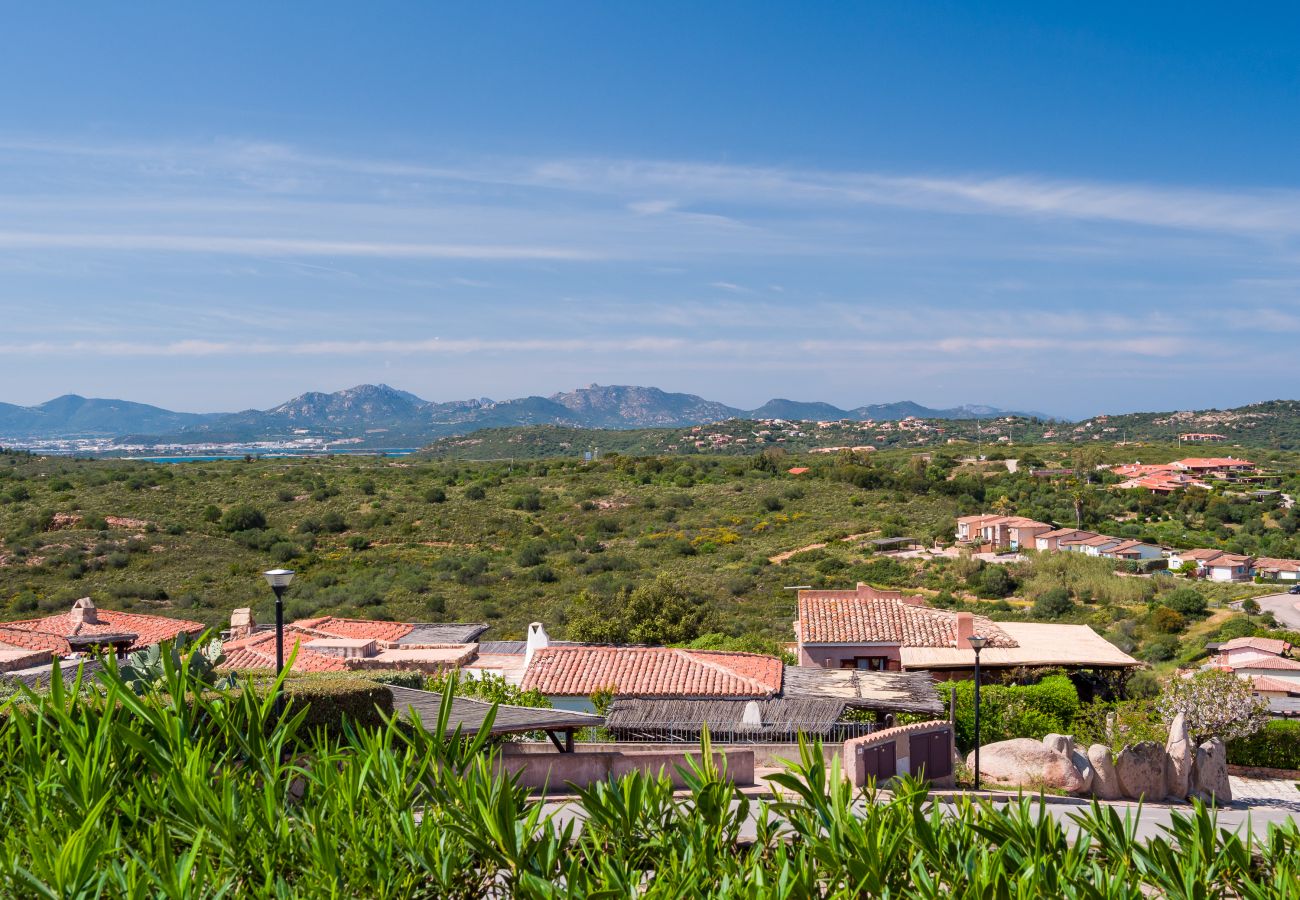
[967,634,989,652]
[263,568,295,590]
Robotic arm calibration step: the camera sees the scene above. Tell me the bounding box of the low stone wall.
[843,721,956,789]
[497,745,755,793]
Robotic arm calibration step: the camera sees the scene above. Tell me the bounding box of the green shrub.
[277,677,393,734]
[220,504,267,532]
[947,674,1080,752]
[1031,587,1074,620]
[1164,587,1208,617]
[1228,720,1300,770]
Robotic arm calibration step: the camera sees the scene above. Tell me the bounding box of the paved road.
[1253,592,1300,630]
[544,776,1300,842]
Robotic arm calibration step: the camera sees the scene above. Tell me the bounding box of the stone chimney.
[229,608,254,640]
[69,597,98,626]
[954,612,974,648]
[523,621,550,670]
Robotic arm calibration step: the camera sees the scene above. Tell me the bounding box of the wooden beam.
[545,730,567,753]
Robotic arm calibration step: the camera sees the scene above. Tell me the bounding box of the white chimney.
[69,597,98,626]
[524,621,550,670]
[229,608,254,640]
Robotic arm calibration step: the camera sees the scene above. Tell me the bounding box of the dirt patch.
[106,516,150,529]
[47,513,84,531]
[768,532,874,565]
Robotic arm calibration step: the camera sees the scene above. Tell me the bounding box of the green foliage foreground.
[2,659,1300,897]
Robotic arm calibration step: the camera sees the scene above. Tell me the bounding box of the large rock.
[1042,734,1093,795]
[1070,746,1095,795]
[1190,738,1231,805]
[966,738,1086,793]
[1115,741,1167,800]
[1088,744,1122,800]
[1165,713,1193,799]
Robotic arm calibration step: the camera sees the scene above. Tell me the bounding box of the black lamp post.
[263,568,294,714]
[968,634,989,791]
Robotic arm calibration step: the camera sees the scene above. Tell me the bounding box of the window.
[841,656,890,671]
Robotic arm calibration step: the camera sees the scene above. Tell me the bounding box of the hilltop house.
[793,583,1138,681]
[0,597,204,670]
[1253,558,1300,582]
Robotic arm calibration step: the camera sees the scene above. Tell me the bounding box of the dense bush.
[1,662,1297,895]
[1228,720,1300,771]
[220,504,267,532]
[947,674,1080,752]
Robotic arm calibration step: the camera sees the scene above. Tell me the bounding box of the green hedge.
[947,674,1080,752]
[282,679,393,733]
[1228,720,1300,771]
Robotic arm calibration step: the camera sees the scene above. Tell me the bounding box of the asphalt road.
[1253,591,1300,630]
[544,782,1300,842]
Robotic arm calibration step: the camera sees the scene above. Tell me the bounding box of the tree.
[1241,598,1261,615]
[1031,587,1074,620]
[1157,669,1269,743]
[220,504,266,532]
[1149,606,1186,634]
[565,577,716,646]
[1164,587,1208,618]
[991,494,1013,516]
[979,565,1014,598]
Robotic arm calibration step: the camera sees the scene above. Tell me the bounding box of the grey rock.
[1043,733,1074,756]
[966,738,1086,793]
[1190,738,1231,804]
[1115,741,1167,800]
[1088,744,1122,800]
[1165,712,1193,799]
[1070,747,1095,795]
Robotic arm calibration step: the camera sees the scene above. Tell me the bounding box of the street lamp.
[967,634,989,791]
[263,569,294,713]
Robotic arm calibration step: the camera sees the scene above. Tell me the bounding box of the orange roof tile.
[520,647,783,698]
[290,617,415,642]
[0,609,205,653]
[219,628,350,673]
[1250,675,1300,694]
[797,592,1016,648]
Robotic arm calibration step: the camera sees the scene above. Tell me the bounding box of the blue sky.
[3,3,1299,418]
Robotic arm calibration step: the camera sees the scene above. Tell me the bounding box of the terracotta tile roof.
[1217,653,1300,672]
[291,617,415,642]
[1249,675,1300,694]
[219,628,349,673]
[1173,457,1254,470]
[520,646,783,698]
[0,609,205,654]
[1036,528,1089,540]
[797,593,1016,648]
[1253,557,1300,573]
[1222,636,1292,656]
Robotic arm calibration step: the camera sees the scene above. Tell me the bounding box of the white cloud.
[0,232,599,260]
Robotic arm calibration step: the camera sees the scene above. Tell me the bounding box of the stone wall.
[497,745,755,794]
[843,721,956,789]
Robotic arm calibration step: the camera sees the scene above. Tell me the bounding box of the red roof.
[0,606,205,654]
[1250,675,1300,694]
[1222,637,1293,656]
[291,616,415,642]
[219,628,349,673]
[520,647,783,698]
[787,467,810,475]
[1217,653,1300,672]
[797,591,1016,648]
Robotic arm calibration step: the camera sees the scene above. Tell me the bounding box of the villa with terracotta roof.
[955,514,1051,551]
[219,609,487,674]
[1253,557,1300,582]
[0,597,204,669]
[1166,548,1256,582]
[1111,457,1255,494]
[794,583,1138,680]
[521,645,785,711]
[1208,637,1300,704]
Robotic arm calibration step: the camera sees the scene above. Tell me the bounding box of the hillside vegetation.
[0,446,1290,672]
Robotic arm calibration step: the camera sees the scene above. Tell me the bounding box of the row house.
[955,514,1051,551]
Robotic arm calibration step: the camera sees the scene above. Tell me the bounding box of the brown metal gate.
[859,742,896,784]
[908,731,952,781]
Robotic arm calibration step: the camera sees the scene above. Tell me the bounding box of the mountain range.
[0,384,1040,446]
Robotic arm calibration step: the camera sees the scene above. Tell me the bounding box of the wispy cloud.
[0,232,599,260]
